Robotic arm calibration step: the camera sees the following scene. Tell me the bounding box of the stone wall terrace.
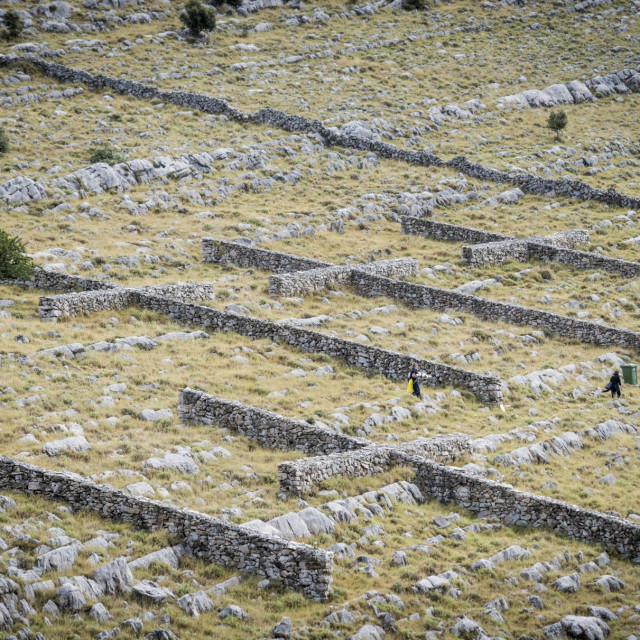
[3,54,639,210]
[1,268,118,293]
[178,388,368,455]
[131,294,503,403]
[349,271,640,354]
[405,454,640,562]
[202,238,331,273]
[268,258,418,297]
[38,283,215,321]
[0,456,333,600]
[278,435,471,495]
[400,216,513,244]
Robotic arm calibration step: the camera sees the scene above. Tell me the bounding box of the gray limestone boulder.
[35,543,80,573]
[218,604,247,619]
[348,625,385,640]
[139,408,173,422]
[176,590,213,618]
[43,435,90,456]
[54,583,86,612]
[553,573,581,593]
[541,615,609,639]
[594,575,625,592]
[144,452,199,474]
[93,558,134,595]
[129,546,182,572]
[0,176,47,204]
[296,507,335,535]
[267,512,312,539]
[89,602,111,622]
[207,576,240,597]
[133,580,175,605]
[272,616,291,638]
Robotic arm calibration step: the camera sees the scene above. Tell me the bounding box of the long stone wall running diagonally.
[0,456,333,600]
[268,259,418,297]
[2,54,639,210]
[277,436,471,495]
[524,242,640,278]
[178,388,369,454]
[403,452,640,562]
[0,268,119,293]
[202,238,331,273]
[34,287,503,402]
[38,282,215,320]
[349,271,640,354]
[131,293,504,403]
[401,216,514,244]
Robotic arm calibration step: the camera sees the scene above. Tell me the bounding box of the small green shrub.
[547,110,568,142]
[402,0,425,10]
[88,145,124,165]
[0,127,9,154]
[180,0,216,36]
[3,10,23,40]
[0,230,34,280]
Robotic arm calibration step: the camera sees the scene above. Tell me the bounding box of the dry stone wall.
[401,216,513,244]
[350,271,640,353]
[1,268,119,292]
[268,258,418,297]
[202,238,331,273]
[178,388,369,455]
[3,54,639,210]
[0,456,333,600]
[38,283,215,321]
[277,436,470,495]
[405,453,640,562]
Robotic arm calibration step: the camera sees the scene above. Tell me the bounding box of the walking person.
[602,370,622,398]
[407,363,422,400]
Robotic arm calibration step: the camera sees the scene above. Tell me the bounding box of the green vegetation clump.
[0,126,9,154]
[88,145,124,165]
[0,230,34,280]
[547,110,568,142]
[180,0,216,37]
[402,0,425,10]
[3,10,23,40]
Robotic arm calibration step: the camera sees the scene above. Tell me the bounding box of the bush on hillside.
[88,145,124,166]
[180,0,216,36]
[0,127,9,154]
[0,230,34,280]
[547,110,568,142]
[402,0,425,10]
[3,10,23,40]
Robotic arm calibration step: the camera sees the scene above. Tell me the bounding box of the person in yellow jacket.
[407,364,422,400]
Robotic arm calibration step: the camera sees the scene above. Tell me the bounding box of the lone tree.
[547,110,568,142]
[402,0,425,10]
[0,230,34,280]
[3,10,23,40]
[180,0,216,37]
[0,126,9,154]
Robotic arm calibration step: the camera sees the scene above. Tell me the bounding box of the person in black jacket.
[408,364,422,400]
[602,370,622,398]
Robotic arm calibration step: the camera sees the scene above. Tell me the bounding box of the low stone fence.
[278,435,470,495]
[526,242,640,278]
[1,268,118,293]
[406,454,640,561]
[131,294,503,403]
[350,271,640,353]
[401,216,513,244]
[268,258,418,297]
[401,216,635,278]
[178,388,368,455]
[3,54,639,210]
[38,283,215,321]
[202,238,330,273]
[0,456,332,600]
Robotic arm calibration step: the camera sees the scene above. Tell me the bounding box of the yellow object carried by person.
[407,379,413,393]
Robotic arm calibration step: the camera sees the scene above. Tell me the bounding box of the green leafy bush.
[0,230,34,280]
[88,145,124,165]
[3,10,23,40]
[180,0,216,36]
[402,0,425,10]
[0,127,9,154]
[547,110,568,142]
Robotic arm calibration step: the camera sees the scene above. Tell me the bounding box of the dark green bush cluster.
[547,110,568,142]
[180,0,216,36]
[0,127,9,154]
[2,10,23,40]
[88,145,124,165]
[402,0,425,10]
[0,230,34,280]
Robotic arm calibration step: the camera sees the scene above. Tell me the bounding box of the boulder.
[93,558,133,595]
[176,590,213,618]
[132,580,175,605]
